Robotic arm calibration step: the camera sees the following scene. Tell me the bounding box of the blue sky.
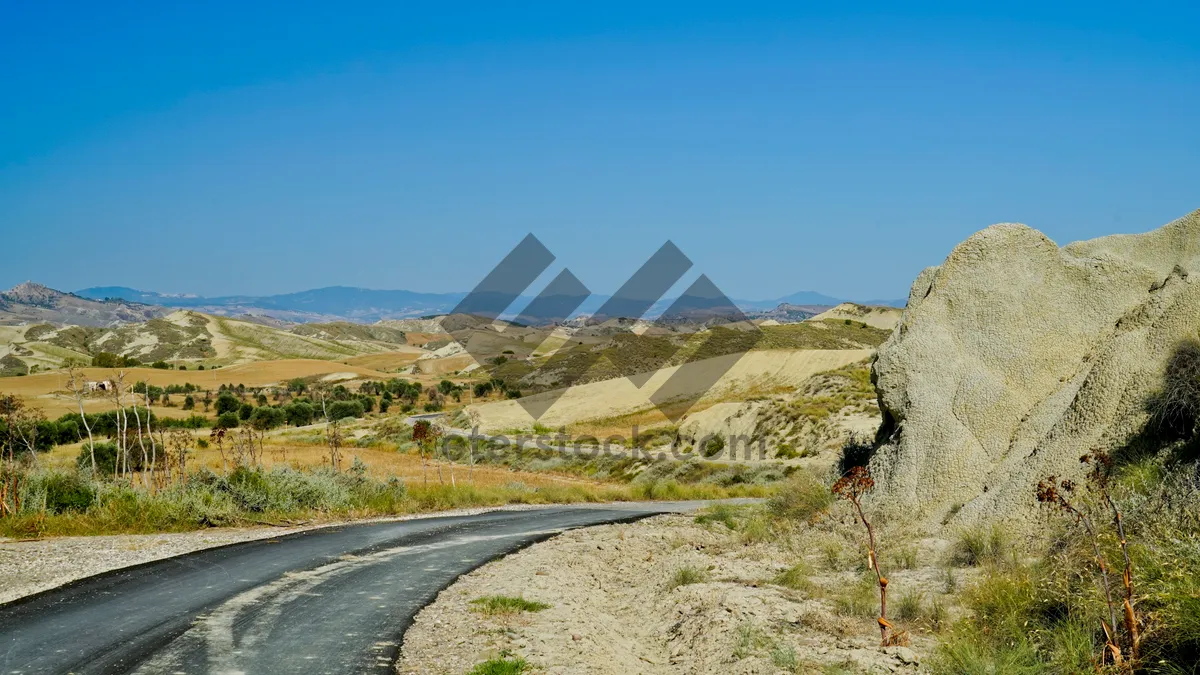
[2,2,1198,301]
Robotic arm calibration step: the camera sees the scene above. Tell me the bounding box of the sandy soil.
[398,513,950,674]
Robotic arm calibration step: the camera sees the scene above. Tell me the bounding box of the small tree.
[285,402,314,427]
[65,365,98,475]
[325,417,344,471]
[210,427,229,474]
[215,392,240,416]
[832,466,898,647]
[412,420,442,486]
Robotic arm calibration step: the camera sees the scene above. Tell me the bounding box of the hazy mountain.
[0,282,168,327]
[77,286,467,323]
[75,284,903,324]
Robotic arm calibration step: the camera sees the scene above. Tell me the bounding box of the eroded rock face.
[871,210,1200,527]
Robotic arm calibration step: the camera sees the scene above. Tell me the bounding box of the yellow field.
[415,354,477,376]
[342,351,424,371]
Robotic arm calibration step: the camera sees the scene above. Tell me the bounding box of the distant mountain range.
[74,285,905,324]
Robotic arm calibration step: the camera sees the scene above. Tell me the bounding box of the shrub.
[77,442,143,476]
[767,469,833,522]
[774,442,800,459]
[27,471,95,513]
[227,466,271,512]
[216,412,239,429]
[700,435,725,458]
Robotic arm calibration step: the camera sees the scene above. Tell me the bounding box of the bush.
[77,442,143,476]
[701,435,725,458]
[216,412,239,429]
[28,471,95,513]
[327,400,364,421]
[227,466,271,511]
[215,393,240,416]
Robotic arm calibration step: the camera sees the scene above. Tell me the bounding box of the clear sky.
[2,2,1198,301]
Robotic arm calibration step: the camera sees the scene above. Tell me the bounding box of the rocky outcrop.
[870,210,1200,527]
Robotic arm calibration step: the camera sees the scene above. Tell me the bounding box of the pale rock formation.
[870,210,1200,527]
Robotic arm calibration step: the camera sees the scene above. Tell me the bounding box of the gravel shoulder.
[398,513,955,674]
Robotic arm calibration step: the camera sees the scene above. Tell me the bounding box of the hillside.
[486,319,892,394]
[0,282,167,327]
[807,302,903,330]
[0,310,423,372]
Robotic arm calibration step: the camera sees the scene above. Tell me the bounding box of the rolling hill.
[0,310,425,374]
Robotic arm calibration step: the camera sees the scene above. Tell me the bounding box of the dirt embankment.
[398,513,953,674]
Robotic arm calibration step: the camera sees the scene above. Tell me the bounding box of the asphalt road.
[0,502,711,675]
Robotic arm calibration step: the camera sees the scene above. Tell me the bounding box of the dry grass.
[41,439,605,491]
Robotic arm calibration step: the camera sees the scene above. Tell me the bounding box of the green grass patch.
[469,595,551,616]
[466,656,530,675]
[668,565,708,589]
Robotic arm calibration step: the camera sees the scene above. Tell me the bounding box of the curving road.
[0,502,713,674]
